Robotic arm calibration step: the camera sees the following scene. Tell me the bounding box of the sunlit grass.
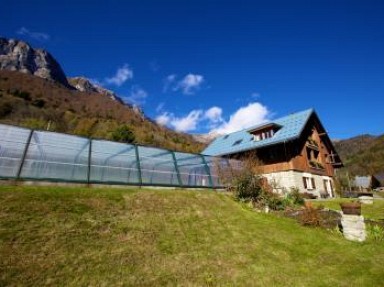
[0,185,383,286]
[311,198,384,220]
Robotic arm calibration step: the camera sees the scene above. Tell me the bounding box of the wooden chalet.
[203,109,343,198]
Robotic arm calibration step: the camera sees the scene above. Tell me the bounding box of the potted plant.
[340,201,361,215]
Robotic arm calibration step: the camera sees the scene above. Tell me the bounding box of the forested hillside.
[334,135,384,175]
[0,70,205,153]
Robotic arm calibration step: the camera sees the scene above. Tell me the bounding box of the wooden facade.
[256,115,341,175]
[227,113,342,196]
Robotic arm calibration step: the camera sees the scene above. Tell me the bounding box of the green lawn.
[0,185,383,286]
[311,198,384,220]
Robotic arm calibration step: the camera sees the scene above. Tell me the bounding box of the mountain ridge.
[0,37,204,153]
[333,134,384,176]
[0,37,70,87]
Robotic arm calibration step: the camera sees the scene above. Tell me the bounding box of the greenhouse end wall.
[0,124,240,188]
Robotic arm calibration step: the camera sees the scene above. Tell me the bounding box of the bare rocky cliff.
[67,76,124,104]
[0,37,130,105]
[0,37,70,87]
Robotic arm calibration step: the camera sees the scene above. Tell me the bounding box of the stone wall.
[262,170,334,197]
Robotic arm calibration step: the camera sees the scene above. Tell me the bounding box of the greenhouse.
[0,124,240,188]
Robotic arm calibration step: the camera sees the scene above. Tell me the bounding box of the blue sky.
[2,0,384,138]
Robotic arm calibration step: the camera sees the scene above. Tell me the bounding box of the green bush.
[261,191,286,210]
[233,173,263,202]
[111,125,136,143]
[285,187,305,206]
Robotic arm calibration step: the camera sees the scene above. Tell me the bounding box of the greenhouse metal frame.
[0,124,240,188]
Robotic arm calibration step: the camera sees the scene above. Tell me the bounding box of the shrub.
[32,99,46,108]
[0,101,13,117]
[259,190,286,210]
[233,173,263,202]
[298,205,323,227]
[285,187,305,206]
[111,125,136,143]
[12,90,31,101]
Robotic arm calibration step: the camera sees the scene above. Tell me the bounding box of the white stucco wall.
[262,170,334,198]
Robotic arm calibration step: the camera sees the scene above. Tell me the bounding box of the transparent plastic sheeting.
[0,124,241,188]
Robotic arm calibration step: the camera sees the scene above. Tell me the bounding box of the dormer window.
[248,123,281,142]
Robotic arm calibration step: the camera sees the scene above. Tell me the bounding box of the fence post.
[16,129,34,180]
[201,155,213,188]
[134,145,142,186]
[171,151,183,187]
[87,139,92,186]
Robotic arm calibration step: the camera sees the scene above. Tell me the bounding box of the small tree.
[218,151,266,202]
[217,151,304,210]
[112,125,136,143]
[333,169,351,197]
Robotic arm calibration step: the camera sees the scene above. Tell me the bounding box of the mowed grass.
[0,185,383,286]
[311,198,384,220]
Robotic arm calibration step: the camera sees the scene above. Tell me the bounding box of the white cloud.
[163,73,205,95]
[156,110,203,132]
[171,110,202,132]
[17,27,50,41]
[105,64,133,86]
[204,106,223,124]
[176,73,204,95]
[156,112,172,126]
[155,102,270,134]
[125,86,147,106]
[212,102,270,134]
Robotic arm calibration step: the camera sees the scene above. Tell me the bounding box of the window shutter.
[323,180,327,192]
[303,177,307,189]
[311,178,316,189]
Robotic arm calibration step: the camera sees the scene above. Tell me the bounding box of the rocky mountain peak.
[0,37,70,87]
[67,76,125,104]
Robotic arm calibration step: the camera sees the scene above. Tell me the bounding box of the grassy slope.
[0,185,383,286]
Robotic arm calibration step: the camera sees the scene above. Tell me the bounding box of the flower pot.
[340,202,361,215]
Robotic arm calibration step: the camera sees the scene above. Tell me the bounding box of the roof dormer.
[248,123,282,142]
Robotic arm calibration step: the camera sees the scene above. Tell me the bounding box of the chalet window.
[306,147,319,161]
[323,179,333,192]
[326,153,336,164]
[306,146,324,169]
[311,178,316,189]
[303,176,316,190]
